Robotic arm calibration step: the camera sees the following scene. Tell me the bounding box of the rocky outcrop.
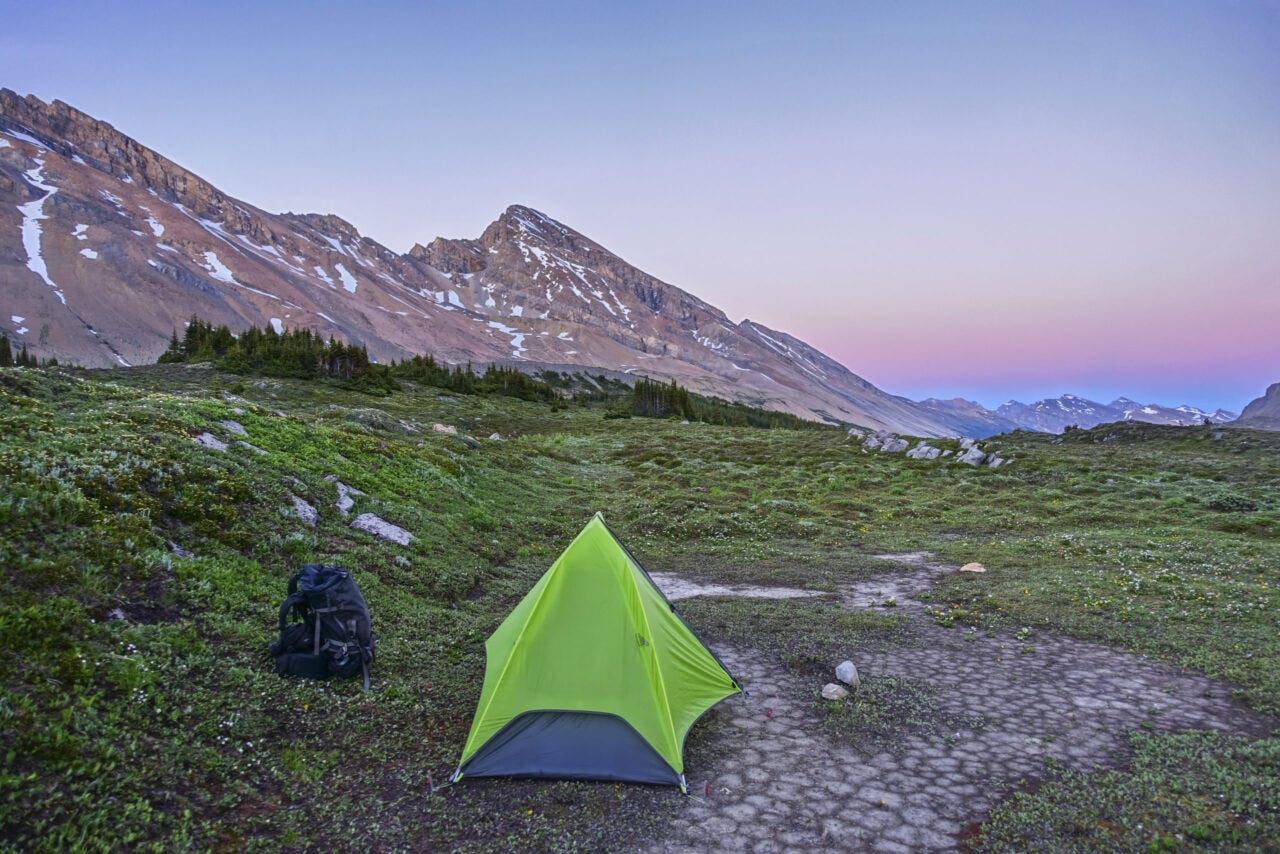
[906,441,943,460]
[1232,382,1280,431]
[864,430,909,453]
[862,432,1007,468]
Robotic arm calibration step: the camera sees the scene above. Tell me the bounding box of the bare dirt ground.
[650,554,1277,853]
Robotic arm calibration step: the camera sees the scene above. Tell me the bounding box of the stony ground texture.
[651,554,1276,853]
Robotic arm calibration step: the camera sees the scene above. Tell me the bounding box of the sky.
[4,1,1278,411]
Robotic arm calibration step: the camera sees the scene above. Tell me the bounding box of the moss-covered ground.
[0,364,1276,850]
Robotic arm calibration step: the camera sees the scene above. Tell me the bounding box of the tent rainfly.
[451,513,741,791]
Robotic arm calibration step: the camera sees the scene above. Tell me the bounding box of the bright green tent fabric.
[453,513,740,790]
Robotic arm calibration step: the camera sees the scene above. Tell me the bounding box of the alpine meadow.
[4,2,1280,851]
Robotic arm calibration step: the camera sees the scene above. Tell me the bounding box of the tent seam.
[461,553,568,766]
[599,514,741,690]
[613,526,681,770]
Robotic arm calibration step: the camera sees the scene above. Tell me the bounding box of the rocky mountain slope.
[0,89,959,435]
[993,395,1235,434]
[1232,383,1280,431]
[914,398,1023,438]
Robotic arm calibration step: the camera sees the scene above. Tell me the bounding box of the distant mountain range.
[997,395,1235,433]
[0,89,1243,438]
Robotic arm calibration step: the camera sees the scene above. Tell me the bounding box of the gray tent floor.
[648,554,1275,853]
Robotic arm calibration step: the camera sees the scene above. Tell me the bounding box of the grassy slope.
[0,365,1276,851]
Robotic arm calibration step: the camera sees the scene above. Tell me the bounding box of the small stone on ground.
[821,683,850,700]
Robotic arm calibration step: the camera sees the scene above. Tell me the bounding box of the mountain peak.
[486,204,581,248]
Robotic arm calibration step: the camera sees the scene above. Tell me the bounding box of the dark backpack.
[269,564,375,690]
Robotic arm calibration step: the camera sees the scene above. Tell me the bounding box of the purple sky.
[5,1,1278,411]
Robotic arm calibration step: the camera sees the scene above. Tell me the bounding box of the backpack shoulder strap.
[278,591,308,636]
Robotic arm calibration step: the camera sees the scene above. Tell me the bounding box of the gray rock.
[906,442,942,460]
[237,440,267,455]
[960,437,977,450]
[195,432,227,451]
[489,432,502,440]
[432,423,458,435]
[167,540,193,558]
[881,436,909,453]
[331,480,366,516]
[821,683,850,701]
[986,455,1005,468]
[351,513,413,545]
[219,419,248,436]
[866,429,908,452]
[836,660,860,688]
[847,428,866,441]
[956,446,988,466]
[291,495,317,526]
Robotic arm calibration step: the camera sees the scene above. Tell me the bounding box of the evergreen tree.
[157,329,184,363]
[0,335,11,368]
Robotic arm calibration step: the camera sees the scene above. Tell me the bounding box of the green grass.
[974,730,1280,852]
[0,363,1277,849]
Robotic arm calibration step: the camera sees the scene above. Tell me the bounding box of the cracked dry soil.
[650,554,1277,853]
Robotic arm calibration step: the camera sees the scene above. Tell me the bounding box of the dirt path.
[651,555,1276,853]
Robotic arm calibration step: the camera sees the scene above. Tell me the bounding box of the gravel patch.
[651,573,825,602]
[651,560,1277,852]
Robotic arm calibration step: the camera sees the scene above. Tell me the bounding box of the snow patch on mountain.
[17,160,67,305]
[141,210,165,237]
[487,321,527,357]
[335,263,357,293]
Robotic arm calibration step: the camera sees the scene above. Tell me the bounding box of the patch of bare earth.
[650,555,1276,853]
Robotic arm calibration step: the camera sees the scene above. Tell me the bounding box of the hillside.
[0,89,956,435]
[2,362,1277,850]
[1234,382,1280,431]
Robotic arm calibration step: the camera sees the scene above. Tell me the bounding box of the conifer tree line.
[0,335,58,368]
[159,316,827,427]
[157,316,557,399]
[619,376,828,430]
[157,317,392,388]
[629,377,696,419]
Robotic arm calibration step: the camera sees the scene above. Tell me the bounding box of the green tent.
[452,513,740,791]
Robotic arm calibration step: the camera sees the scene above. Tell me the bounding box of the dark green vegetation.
[158,317,819,426]
[977,730,1280,852]
[0,334,57,368]
[0,363,1276,850]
